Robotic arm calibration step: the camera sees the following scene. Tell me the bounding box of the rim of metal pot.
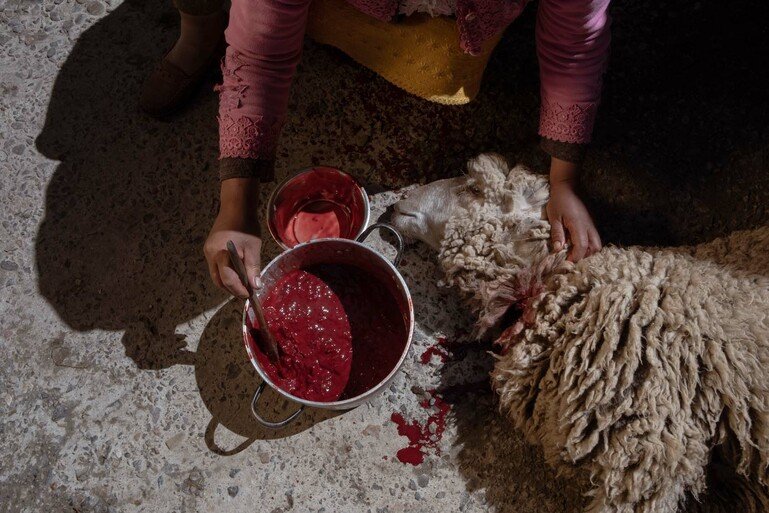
[242,236,414,410]
[265,167,371,251]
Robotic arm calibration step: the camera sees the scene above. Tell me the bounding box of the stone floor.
[1,0,768,512]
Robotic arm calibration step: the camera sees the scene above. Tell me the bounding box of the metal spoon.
[226,240,280,363]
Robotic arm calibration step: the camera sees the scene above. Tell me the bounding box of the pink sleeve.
[218,0,312,161]
[536,0,611,144]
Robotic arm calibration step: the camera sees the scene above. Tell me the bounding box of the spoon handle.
[226,241,280,363]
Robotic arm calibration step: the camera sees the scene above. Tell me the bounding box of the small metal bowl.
[266,167,370,250]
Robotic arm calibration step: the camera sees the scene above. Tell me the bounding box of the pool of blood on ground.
[390,391,451,466]
[247,264,408,402]
[390,334,482,465]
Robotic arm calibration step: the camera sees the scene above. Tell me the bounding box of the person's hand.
[546,158,601,262]
[204,178,263,298]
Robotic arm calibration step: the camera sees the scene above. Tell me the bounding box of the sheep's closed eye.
[457,183,482,198]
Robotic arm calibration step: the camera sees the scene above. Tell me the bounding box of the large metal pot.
[243,224,413,429]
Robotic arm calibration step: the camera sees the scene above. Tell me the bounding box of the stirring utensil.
[226,241,280,363]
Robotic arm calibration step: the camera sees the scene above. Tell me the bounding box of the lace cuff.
[216,50,285,161]
[219,157,275,182]
[538,98,598,145]
[540,137,586,164]
[218,113,283,161]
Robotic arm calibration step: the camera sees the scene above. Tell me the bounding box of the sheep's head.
[392,153,552,309]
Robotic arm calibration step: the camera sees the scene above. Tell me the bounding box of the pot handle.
[356,223,405,267]
[251,381,305,429]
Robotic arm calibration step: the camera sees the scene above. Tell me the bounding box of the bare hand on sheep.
[546,158,601,262]
[204,178,263,298]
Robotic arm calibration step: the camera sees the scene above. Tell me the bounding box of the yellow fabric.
[306,0,502,105]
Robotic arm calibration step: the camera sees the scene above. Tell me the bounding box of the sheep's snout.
[392,200,438,249]
[392,177,464,250]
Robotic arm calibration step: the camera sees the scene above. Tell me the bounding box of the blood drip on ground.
[419,335,472,364]
[419,336,451,364]
[390,332,482,464]
[390,390,451,466]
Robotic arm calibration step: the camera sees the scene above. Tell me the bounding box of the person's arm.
[536,0,611,261]
[218,0,312,180]
[204,0,311,296]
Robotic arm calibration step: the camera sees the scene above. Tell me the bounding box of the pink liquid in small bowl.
[268,167,368,248]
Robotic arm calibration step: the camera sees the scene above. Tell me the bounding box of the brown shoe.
[139,39,225,118]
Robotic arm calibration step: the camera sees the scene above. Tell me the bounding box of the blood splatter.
[419,337,450,364]
[419,336,471,364]
[390,390,451,466]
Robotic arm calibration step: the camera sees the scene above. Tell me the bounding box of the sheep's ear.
[467,153,508,188]
[504,165,550,214]
[506,164,534,184]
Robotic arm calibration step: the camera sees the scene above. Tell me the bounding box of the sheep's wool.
[438,158,552,331]
[430,156,769,512]
[492,230,769,512]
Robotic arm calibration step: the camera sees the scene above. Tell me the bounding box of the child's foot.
[139,10,226,118]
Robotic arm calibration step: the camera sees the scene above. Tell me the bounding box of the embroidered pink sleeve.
[218,0,312,161]
[536,0,611,144]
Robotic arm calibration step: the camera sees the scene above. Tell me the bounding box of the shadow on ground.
[587,0,769,246]
[35,0,222,370]
[195,301,342,454]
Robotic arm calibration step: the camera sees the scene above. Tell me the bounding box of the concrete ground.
[1,0,768,511]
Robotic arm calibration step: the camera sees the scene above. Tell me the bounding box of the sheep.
[391,153,769,513]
